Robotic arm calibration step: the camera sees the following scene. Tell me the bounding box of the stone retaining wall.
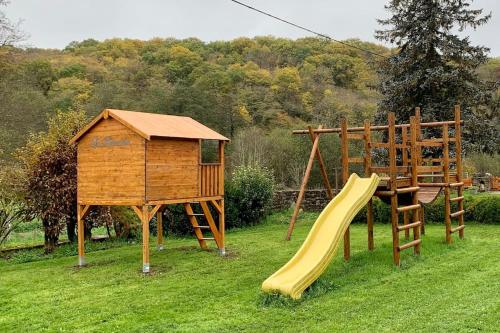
[272,189,334,211]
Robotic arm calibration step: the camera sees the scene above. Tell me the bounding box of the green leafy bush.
[351,193,499,224]
[225,165,274,229]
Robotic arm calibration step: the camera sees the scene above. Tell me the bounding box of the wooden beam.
[210,200,223,215]
[285,126,322,241]
[132,206,143,219]
[148,204,163,222]
[308,126,334,200]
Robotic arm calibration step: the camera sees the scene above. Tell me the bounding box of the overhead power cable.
[229,0,387,58]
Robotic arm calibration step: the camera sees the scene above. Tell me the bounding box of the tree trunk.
[84,221,92,240]
[66,217,77,243]
[44,233,58,254]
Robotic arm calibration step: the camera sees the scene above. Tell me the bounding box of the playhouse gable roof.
[70,109,229,144]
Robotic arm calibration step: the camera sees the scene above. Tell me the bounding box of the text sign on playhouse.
[91,136,130,148]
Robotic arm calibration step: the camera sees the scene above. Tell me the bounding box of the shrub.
[225,165,274,229]
[351,192,499,224]
[0,197,23,247]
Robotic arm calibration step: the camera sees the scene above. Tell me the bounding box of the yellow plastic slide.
[262,173,380,299]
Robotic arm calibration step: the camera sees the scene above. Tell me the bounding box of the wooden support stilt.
[286,126,322,241]
[454,105,465,239]
[341,118,350,261]
[219,199,225,256]
[443,124,452,244]
[156,206,164,251]
[388,113,400,266]
[367,199,374,250]
[142,205,150,273]
[364,120,374,251]
[77,204,90,267]
[410,116,421,255]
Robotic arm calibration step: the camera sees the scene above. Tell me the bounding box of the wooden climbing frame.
[289,105,465,265]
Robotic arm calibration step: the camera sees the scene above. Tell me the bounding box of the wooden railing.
[200,163,223,197]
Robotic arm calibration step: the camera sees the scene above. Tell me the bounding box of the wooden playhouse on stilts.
[70,109,229,273]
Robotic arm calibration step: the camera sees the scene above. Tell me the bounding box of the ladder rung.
[200,237,215,241]
[193,225,210,229]
[370,142,389,148]
[418,182,447,187]
[397,221,421,231]
[396,187,419,194]
[348,157,364,164]
[398,239,421,251]
[188,213,204,216]
[450,225,465,233]
[417,141,443,147]
[397,204,421,213]
[375,190,394,197]
[450,196,464,202]
[450,182,464,188]
[347,133,365,140]
[450,210,464,218]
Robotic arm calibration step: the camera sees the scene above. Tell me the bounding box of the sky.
[4,0,500,56]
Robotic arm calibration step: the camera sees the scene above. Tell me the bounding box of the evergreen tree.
[376,0,498,153]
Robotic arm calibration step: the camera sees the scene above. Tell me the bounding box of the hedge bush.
[225,165,274,229]
[351,192,499,224]
[144,165,274,237]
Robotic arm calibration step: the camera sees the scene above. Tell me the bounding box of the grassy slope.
[1,212,499,332]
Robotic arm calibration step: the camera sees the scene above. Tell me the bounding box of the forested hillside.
[0,37,389,158]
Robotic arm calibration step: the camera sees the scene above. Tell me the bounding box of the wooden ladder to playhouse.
[184,202,224,251]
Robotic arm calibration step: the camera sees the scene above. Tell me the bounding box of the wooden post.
[219,199,225,255]
[454,105,464,239]
[341,118,350,261]
[415,107,422,166]
[286,126,321,240]
[443,124,452,244]
[410,116,421,255]
[142,205,150,273]
[403,211,410,240]
[308,126,334,199]
[77,204,87,266]
[420,206,425,235]
[219,141,225,195]
[364,120,374,251]
[156,206,164,251]
[388,113,400,266]
[402,126,409,176]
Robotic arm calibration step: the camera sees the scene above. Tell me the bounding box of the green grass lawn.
[1,211,499,332]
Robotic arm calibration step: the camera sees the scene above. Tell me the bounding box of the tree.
[0,0,27,46]
[16,110,111,252]
[376,0,497,152]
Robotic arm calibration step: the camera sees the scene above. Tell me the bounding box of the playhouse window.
[201,140,219,164]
